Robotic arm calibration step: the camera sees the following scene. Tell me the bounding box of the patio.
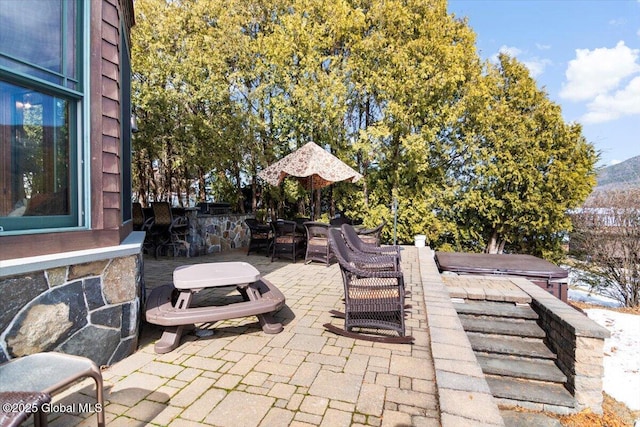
[42,246,504,427]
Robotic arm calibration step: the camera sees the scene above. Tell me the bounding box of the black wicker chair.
[133,202,155,254]
[303,221,335,266]
[324,228,412,343]
[271,219,306,263]
[355,220,386,246]
[341,223,402,261]
[245,218,272,256]
[151,202,190,258]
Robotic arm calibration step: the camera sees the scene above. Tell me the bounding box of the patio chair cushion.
[275,235,305,244]
[348,279,401,300]
[308,236,328,245]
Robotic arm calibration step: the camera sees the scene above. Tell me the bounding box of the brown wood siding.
[102,59,119,81]
[103,97,119,120]
[0,230,122,260]
[101,0,122,232]
[0,0,134,261]
[89,0,105,231]
[103,152,120,174]
[103,173,120,193]
[103,135,119,154]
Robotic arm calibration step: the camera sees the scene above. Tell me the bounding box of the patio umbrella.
[258,142,363,219]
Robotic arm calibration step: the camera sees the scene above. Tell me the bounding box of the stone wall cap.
[0,232,145,277]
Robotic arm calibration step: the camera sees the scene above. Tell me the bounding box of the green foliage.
[131,0,597,260]
[448,54,598,259]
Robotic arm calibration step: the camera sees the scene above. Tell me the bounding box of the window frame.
[0,0,88,235]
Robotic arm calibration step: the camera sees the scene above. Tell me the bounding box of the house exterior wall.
[0,0,141,366]
[0,0,135,260]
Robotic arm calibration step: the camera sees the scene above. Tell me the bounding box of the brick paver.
[47,245,521,426]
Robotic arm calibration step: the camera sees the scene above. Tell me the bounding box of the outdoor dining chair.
[133,202,155,254]
[150,202,190,258]
[245,218,272,256]
[0,352,105,427]
[303,221,335,266]
[324,228,413,343]
[271,219,306,262]
[355,220,386,246]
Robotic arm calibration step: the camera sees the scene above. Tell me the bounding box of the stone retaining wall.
[513,278,611,414]
[187,214,251,256]
[0,254,144,367]
[417,248,506,426]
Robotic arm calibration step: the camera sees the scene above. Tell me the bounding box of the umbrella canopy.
[258,142,363,189]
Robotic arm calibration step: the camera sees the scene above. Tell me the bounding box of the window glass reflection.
[1,81,71,223]
[0,0,77,88]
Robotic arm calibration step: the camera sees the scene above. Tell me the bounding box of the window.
[0,0,83,233]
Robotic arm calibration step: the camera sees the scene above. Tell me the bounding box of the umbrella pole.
[310,179,315,220]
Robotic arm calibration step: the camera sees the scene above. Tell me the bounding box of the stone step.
[500,410,563,427]
[467,332,556,359]
[459,315,546,338]
[486,376,575,408]
[453,300,538,320]
[476,353,567,383]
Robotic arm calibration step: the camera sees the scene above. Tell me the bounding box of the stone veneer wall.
[187,214,251,256]
[0,254,144,367]
[513,278,611,414]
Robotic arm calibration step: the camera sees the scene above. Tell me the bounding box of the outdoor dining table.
[145,262,286,353]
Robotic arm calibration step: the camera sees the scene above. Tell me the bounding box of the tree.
[570,189,640,308]
[130,0,598,256]
[450,54,598,260]
[344,0,483,244]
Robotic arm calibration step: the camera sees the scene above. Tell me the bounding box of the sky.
[447,0,640,167]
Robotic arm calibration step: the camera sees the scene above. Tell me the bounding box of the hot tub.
[435,252,568,302]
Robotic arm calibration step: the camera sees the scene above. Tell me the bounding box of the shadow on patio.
[45,246,506,427]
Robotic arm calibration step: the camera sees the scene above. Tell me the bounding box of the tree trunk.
[251,177,257,214]
[197,166,206,202]
[485,230,504,254]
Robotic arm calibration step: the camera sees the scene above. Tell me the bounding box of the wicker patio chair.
[133,202,155,254]
[324,228,413,343]
[271,219,306,262]
[355,220,386,246]
[341,223,402,261]
[0,391,50,427]
[245,218,272,256]
[151,202,190,258]
[303,221,335,266]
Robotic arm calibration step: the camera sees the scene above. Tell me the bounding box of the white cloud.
[522,58,552,78]
[535,43,551,51]
[560,41,640,102]
[490,45,522,63]
[498,45,522,58]
[609,159,622,166]
[581,76,640,123]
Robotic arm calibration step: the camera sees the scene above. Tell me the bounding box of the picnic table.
[145,262,285,353]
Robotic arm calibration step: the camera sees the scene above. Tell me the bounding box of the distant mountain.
[595,155,640,190]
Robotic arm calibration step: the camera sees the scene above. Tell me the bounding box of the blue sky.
[448,0,640,166]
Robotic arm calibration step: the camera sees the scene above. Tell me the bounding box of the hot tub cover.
[435,252,568,280]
